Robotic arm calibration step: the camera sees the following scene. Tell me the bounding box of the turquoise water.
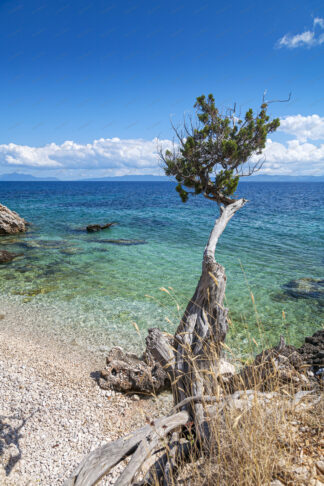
[0,181,323,355]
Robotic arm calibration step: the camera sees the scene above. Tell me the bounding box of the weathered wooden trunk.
[171,198,247,441]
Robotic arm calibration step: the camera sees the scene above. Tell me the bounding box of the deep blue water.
[0,181,323,354]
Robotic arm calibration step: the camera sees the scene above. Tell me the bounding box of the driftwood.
[64,412,189,486]
[65,199,247,486]
[99,329,174,394]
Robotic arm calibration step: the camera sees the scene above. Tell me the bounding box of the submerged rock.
[0,203,28,235]
[86,222,117,232]
[23,239,68,250]
[60,247,81,255]
[283,277,324,300]
[96,239,147,246]
[0,238,20,245]
[0,250,21,263]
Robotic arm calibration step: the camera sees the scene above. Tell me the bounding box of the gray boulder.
[0,204,28,235]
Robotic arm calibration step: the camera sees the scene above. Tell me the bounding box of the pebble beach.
[0,303,172,485]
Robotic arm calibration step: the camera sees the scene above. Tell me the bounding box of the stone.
[217,358,236,376]
[316,461,324,475]
[86,222,116,232]
[86,224,102,232]
[60,247,81,255]
[298,330,324,373]
[226,336,315,393]
[282,277,324,301]
[293,465,311,480]
[0,203,28,235]
[225,390,278,412]
[0,250,21,263]
[23,239,65,249]
[96,239,147,246]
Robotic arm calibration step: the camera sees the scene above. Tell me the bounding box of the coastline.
[0,298,172,485]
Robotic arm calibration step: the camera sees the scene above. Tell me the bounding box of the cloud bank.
[277,17,324,48]
[0,138,173,175]
[279,114,324,142]
[0,115,324,177]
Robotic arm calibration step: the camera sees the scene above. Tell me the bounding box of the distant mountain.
[83,174,324,182]
[83,175,169,181]
[240,175,324,182]
[0,172,59,181]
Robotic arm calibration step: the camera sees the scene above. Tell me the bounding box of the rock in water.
[0,203,28,235]
[97,239,147,246]
[86,224,102,232]
[283,277,324,300]
[0,250,21,263]
[86,223,116,232]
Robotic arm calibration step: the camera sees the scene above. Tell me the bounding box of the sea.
[0,181,323,356]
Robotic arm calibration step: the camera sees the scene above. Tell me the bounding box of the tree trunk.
[172,198,247,440]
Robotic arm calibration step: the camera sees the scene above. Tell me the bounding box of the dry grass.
[178,394,323,486]
[172,362,324,486]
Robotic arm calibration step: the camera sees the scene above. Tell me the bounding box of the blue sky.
[0,0,323,179]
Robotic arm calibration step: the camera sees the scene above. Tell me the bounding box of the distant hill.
[240,175,324,182]
[83,175,170,181]
[84,174,324,182]
[0,172,59,181]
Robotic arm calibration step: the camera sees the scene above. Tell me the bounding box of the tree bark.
[172,198,247,439]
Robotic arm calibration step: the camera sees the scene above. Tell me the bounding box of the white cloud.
[1,117,324,177]
[0,137,173,173]
[253,113,324,175]
[277,17,324,48]
[258,138,324,175]
[279,114,324,142]
[314,17,324,29]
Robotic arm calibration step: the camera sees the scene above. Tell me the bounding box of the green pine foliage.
[162,94,280,205]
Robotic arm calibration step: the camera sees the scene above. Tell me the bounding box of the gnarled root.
[65,411,189,486]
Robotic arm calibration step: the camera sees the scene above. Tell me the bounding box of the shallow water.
[0,181,323,355]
